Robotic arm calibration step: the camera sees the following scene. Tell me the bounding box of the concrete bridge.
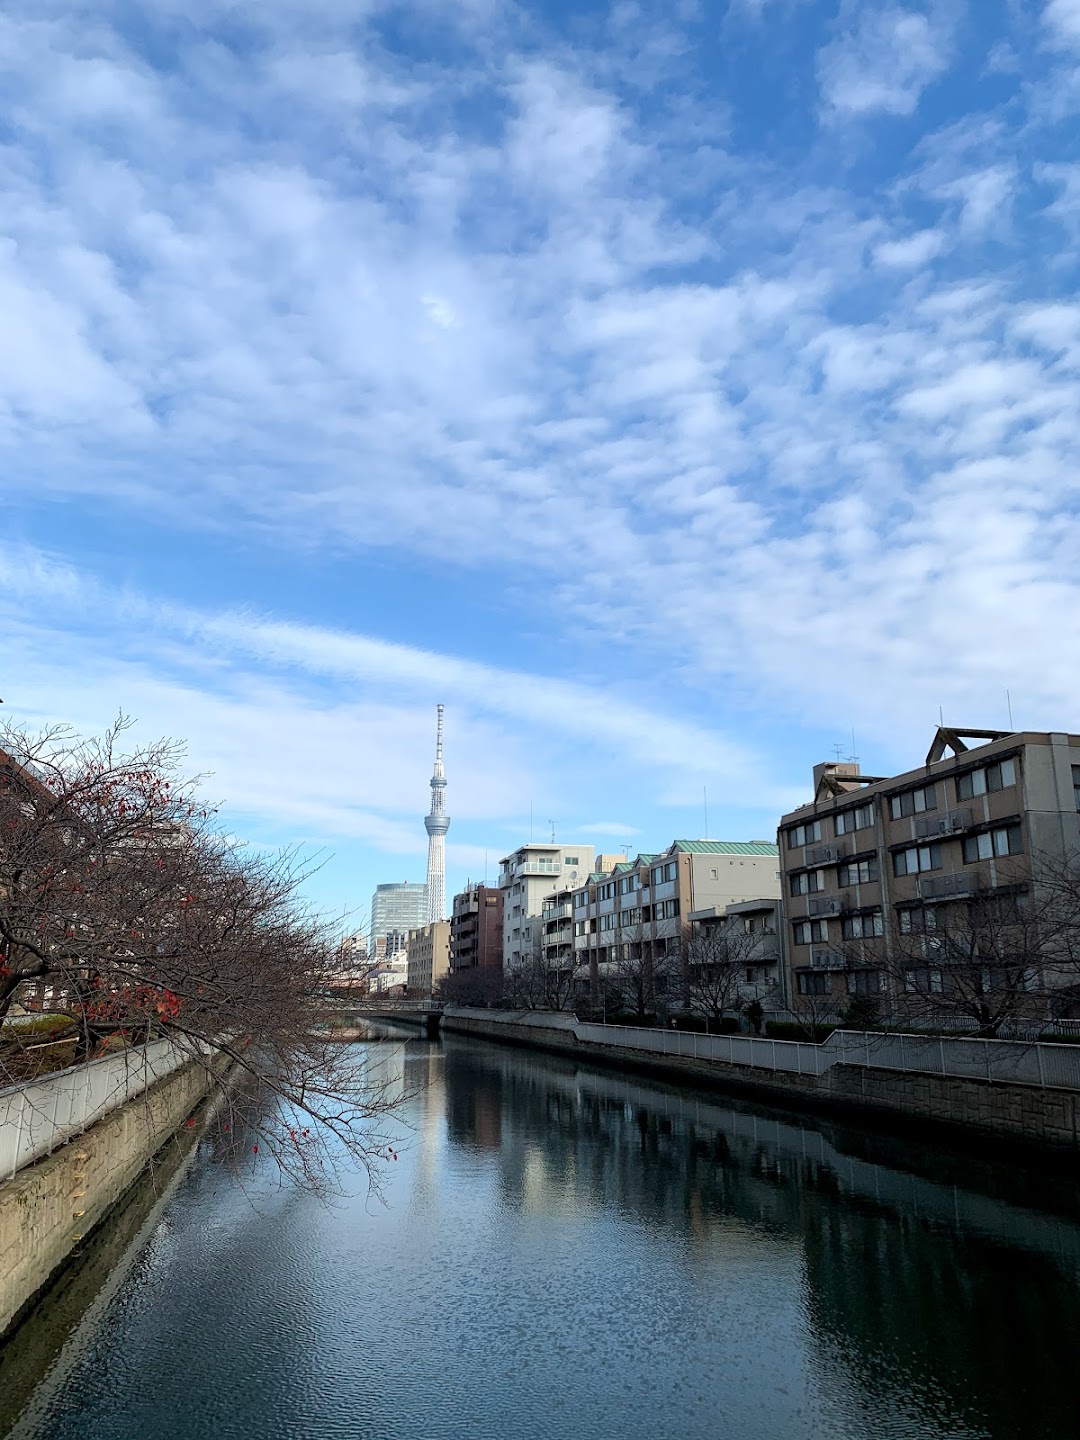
[317,1003,443,1041]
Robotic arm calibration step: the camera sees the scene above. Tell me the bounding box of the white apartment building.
[499,843,596,968]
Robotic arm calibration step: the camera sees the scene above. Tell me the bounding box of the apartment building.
[685,898,785,1007]
[571,841,781,994]
[779,727,1080,1014]
[407,920,452,1000]
[499,843,596,968]
[449,883,504,975]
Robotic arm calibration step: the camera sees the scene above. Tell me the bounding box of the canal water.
[4,1033,1080,1440]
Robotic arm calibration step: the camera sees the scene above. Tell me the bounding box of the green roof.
[670,840,778,856]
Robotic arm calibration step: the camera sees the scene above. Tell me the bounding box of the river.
[4,1031,1080,1439]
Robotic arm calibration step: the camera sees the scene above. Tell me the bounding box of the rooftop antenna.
[1007,689,1014,730]
[832,743,846,762]
[703,785,709,840]
[939,705,944,727]
[548,819,556,843]
[850,727,859,766]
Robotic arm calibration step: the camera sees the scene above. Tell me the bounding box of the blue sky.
[3,0,1080,933]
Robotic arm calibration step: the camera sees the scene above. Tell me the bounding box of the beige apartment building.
[499,843,597,968]
[571,841,781,998]
[779,727,1080,1015]
[406,920,451,1000]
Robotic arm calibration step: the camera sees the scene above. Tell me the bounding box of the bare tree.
[0,719,401,1193]
[681,919,771,1028]
[604,919,677,1022]
[437,965,504,1008]
[501,936,583,1011]
[838,861,1080,1038]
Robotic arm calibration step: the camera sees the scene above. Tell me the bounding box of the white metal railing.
[445,1009,1080,1093]
[824,1030,1080,1091]
[0,1036,207,1181]
[576,1022,1080,1091]
[574,1022,831,1076]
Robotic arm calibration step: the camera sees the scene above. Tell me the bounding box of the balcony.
[541,901,573,922]
[806,842,847,865]
[914,809,973,839]
[810,948,845,969]
[919,870,982,901]
[807,896,843,918]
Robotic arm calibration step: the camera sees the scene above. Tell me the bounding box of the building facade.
[778,727,1080,1018]
[685,897,785,1009]
[450,884,504,974]
[499,843,596,968]
[407,920,452,1000]
[371,882,426,952]
[571,841,781,998]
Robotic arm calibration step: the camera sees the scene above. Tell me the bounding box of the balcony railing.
[919,870,982,901]
[807,896,843,918]
[810,948,845,969]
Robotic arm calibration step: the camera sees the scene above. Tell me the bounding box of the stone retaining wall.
[0,1057,219,1336]
[442,1011,1080,1155]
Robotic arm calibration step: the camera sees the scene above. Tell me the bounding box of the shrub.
[765,1020,836,1043]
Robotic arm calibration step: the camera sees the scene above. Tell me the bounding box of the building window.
[1073,765,1080,811]
[657,899,681,920]
[892,843,943,877]
[889,785,937,820]
[564,856,579,866]
[842,910,883,939]
[792,919,829,945]
[898,906,937,935]
[789,870,825,896]
[962,824,1023,863]
[835,803,874,836]
[797,972,830,995]
[787,821,822,849]
[846,970,883,995]
[956,757,1017,801]
[838,858,878,886]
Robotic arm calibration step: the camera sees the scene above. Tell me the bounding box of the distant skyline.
[3,1,1080,925]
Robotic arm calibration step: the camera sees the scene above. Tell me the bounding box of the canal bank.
[0,1051,226,1338]
[7,1034,1080,1440]
[440,1008,1080,1157]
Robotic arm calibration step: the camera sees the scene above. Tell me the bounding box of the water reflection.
[7,1034,1080,1440]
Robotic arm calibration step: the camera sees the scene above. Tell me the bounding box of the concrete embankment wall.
[441,1011,1080,1155]
[0,1057,219,1336]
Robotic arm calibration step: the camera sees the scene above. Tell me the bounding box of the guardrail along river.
[5,1031,1080,1439]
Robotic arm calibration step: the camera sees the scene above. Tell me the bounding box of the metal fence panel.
[0,1037,200,1181]
[569,1019,1080,1092]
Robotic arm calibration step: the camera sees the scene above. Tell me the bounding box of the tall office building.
[370,882,427,952]
[423,704,450,923]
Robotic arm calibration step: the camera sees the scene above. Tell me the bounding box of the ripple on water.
[9,1040,1080,1440]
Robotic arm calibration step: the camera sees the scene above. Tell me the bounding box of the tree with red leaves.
[0,717,400,1193]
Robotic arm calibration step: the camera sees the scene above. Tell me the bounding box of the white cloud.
[1044,0,1080,49]
[873,228,946,268]
[818,6,954,118]
[0,0,1078,818]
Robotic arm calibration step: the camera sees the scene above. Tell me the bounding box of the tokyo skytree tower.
[423,704,450,924]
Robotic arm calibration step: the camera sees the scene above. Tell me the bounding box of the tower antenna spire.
[423,704,450,924]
